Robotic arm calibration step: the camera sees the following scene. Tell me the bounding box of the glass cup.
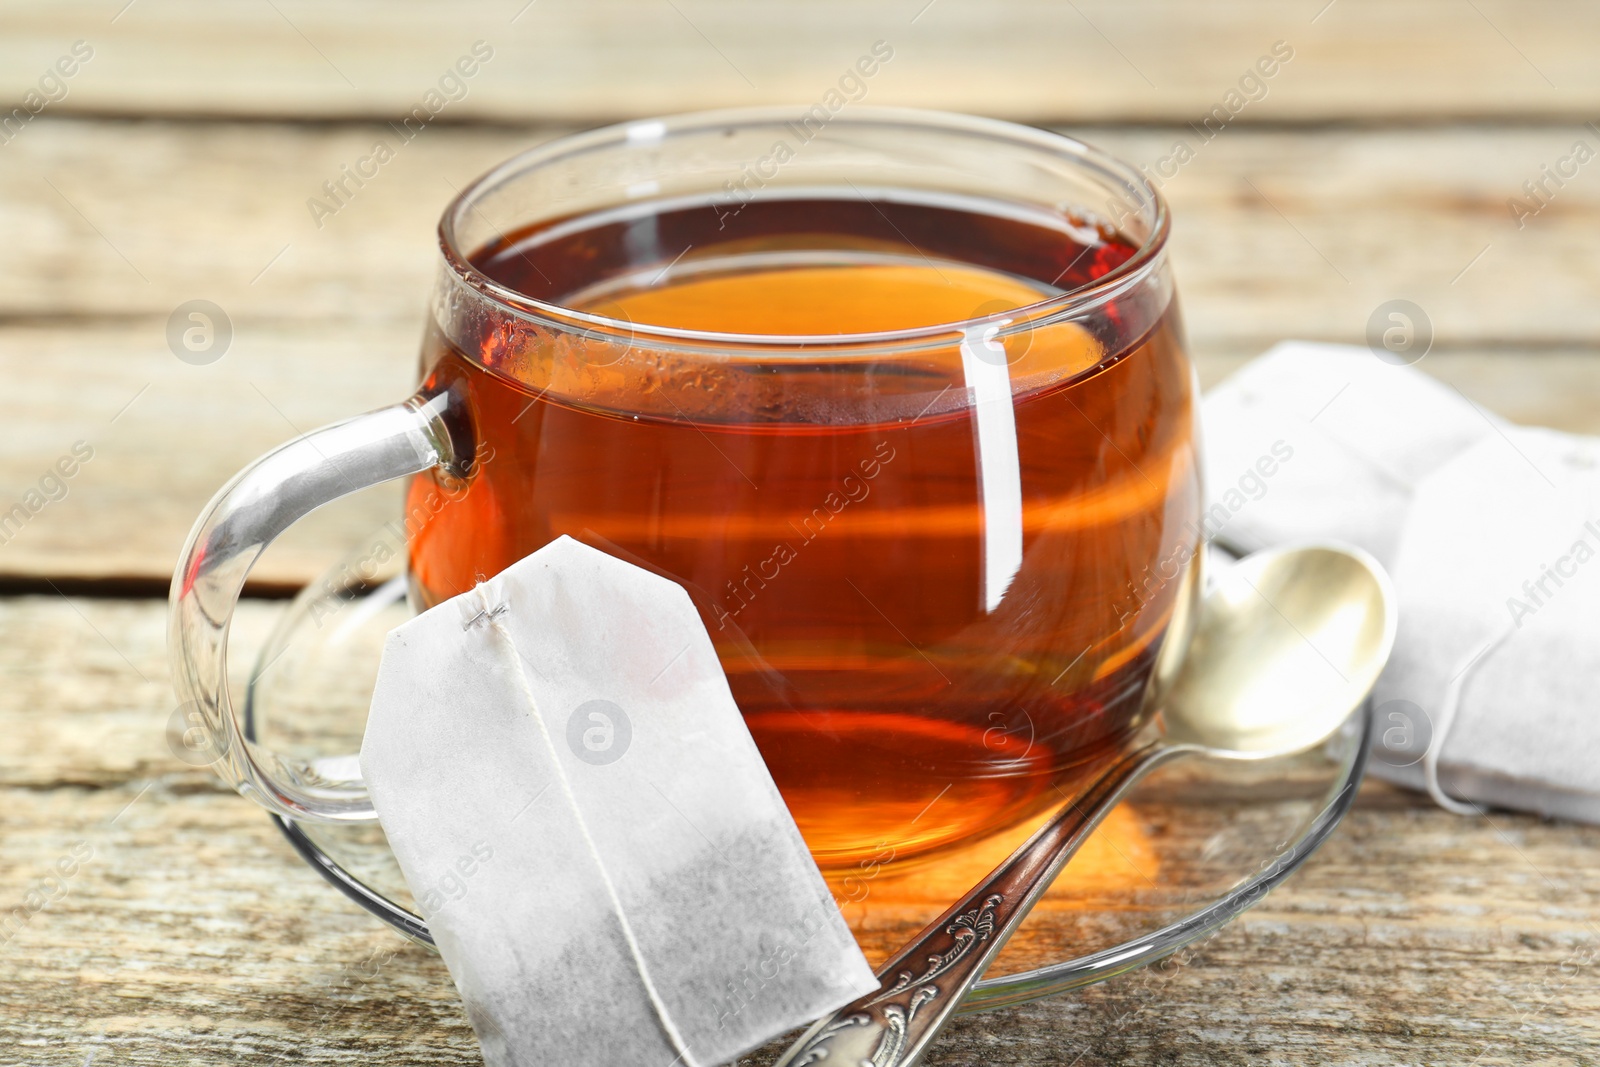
[171,106,1203,874]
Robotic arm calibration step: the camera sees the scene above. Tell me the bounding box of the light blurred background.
[0,0,1596,592]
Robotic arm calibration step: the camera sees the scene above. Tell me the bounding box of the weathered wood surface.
[5,121,1597,335]
[2,596,1597,1066]
[3,119,1600,585]
[4,6,1599,1061]
[2,0,1600,123]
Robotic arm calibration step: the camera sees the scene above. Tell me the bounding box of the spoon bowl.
[1164,543,1396,757]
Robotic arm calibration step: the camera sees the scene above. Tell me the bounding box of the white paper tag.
[360,536,876,1067]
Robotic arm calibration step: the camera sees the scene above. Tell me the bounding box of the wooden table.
[4,3,1599,1063]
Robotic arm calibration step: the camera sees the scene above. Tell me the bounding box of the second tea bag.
[360,536,877,1067]
[1372,428,1600,821]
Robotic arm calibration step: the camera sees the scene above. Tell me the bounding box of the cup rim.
[437,105,1170,354]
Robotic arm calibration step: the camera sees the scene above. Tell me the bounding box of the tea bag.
[1369,428,1600,823]
[360,536,877,1067]
[1201,340,1506,566]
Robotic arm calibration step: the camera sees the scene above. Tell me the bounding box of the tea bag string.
[474,585,698,1067]
[1422,624,1515,817]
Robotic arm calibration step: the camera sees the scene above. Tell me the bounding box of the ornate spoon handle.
[774,739,1177,1067]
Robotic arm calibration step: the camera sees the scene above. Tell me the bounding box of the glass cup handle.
[168,390,470,823]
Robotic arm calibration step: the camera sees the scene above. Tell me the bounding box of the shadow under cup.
[407,109,1202,873]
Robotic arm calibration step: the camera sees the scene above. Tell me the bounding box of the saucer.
[244,530,1367,1013]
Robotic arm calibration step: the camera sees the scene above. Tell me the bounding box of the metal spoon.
[775,542,1396,1067]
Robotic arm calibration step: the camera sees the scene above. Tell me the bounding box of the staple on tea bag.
[1371,428,1600,823]
[360,536,877,1067]
[1201,341,1506,566]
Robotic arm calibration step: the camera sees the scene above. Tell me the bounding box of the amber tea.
[406,194,1200,870]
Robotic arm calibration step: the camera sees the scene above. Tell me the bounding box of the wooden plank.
[4,119,1598,343]
[0,119,501,323]
[0,320,413,588]
[2,596,1597,1064]
[1,0,1598,123]
[3,118,1599,585]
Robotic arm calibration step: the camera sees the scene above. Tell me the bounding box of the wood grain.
[0,319,411,588]
[2,118,1598,585]
[1,596,1597,1065]
[6,119,1600,341]
[3,13,1598,1060]
[1,1,1598,123]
